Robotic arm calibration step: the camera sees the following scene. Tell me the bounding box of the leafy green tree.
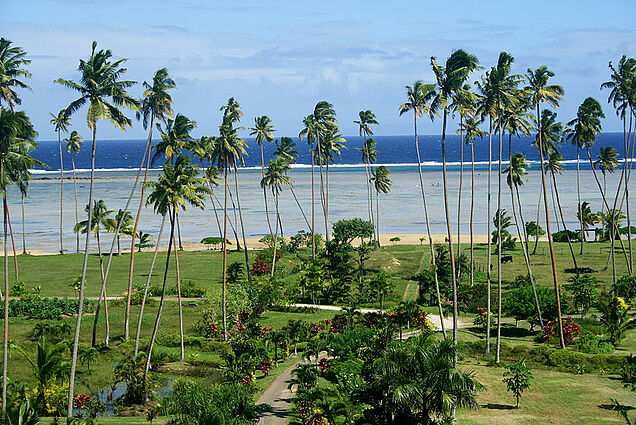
[491,209,516,252]
[502,359,533,407]
[0,38,31,111]
[55,41,139,420]
[565,274,598,319]
[368,273,394,310]
[504,284,562,330]
[332,218,374,244]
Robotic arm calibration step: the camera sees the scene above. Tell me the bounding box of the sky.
[3,0,636,140]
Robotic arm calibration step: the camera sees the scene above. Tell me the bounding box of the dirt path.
[257,360,304,425]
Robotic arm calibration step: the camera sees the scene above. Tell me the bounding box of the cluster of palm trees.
[1,35,635,421]
[399,50,635,366]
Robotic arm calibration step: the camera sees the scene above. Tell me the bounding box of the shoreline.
[5,232,550,256]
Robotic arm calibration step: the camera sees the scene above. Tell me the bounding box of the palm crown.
[138,68,176,129]
[0,38,31,110]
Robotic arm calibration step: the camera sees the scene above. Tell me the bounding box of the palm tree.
[0,109,39,419]
[274,137,309,230]
[261,157,292,276]
[249,115,276,238]
[49,110,70,254]
[398,81,446,338]
[577,202,599,242]
[460,115,486,287]
[17,167,29,255]
[135,231,154,252]
[54,41,139,420]
[354,110,379,239]
[143,155,208,399]
[125,68,175,341]
[431,49,480,363]
[601,56,636,275]
[74,199,114,348]
[317,127,346,242]
[371,166,392,244]
[595,146,619,213]
[299,114,318,258]
[65,130,83,252]
[0,38,31,111]
[209,103,248,339]
[108,208,134,255]
[525,66,565,349]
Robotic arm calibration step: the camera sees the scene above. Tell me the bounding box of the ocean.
[8,132,634,253]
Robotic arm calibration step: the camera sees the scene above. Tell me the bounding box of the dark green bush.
[573,332,614,354]
[552,230,581,242]
[3,297,94,320]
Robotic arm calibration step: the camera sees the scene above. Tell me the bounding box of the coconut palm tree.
[354,110,379,237]
[209,106,248,339]
[65,130,83,252]
[143,155,208,398]
[249,115,276,238]
[299,115,318,258]
[17,167,30,255]
[124,68,175,341]
[601,56,636,275]
[74,200,113,348]
[525,66,565,349]
[460,115,486,287]
[0,38,31,111]
[430,51,480,356]
[0,109,39,419]
[108,209,134,255]
[595,146,620,213]
[135,231,154,252]
[261,157,292,276]
[54,41,139,420]
[577,202,599,241]
[274,137,309,230]
[316,127,346,241]
[49,110,70,254]
[371,166,392,244]
[398,81,446,338]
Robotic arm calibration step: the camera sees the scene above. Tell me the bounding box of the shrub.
[573,332,614,354]
[3,297,94,320]
[542,317,581,345]
[473,307,494,330]
[614,275,636,302]
[620,354,636,391]
[548,349,587,369]
[552,230,581,242]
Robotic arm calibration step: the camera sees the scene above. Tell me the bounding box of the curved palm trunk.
[172,232,184,361]
[176,213,184,251]
[441,109,457,357]
[5,206,18,281]
[289,186,311,232]
[134,215,166,356]
[271,191,279,277]
[625,115,633,275]
[125,116,155,341]
[228,188,241,251]
[457,116,464,277]
[233,162,251,282]
[376,188,380,249]
[92,230,110,347]
[550,171,579,272]
[261,143,274,237]
[2,195,9,420]
[221,165,229,339]
[143,207,175,402]
[495,123,503,364]
[486,118,493,355]
[577,147,584,254]
[549,178,561,232]
[412,110,446,338]
[311,145,316,259]
[20,195,26,255]
[72,153,80,253]
[67,125,98,421]
[59,130,64,254]
[470,141,475,286]
[537,105,565,349]
[532,187,542,255]
[326,162,330,241]
[207,187,223,238]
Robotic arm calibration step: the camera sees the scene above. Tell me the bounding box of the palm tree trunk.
[125,116,154,341]
[495,122,503,364]
[537,104,565,349]
[271,192,279,277]
[67,124,98,421]
[532,187,541,255]
[207,187,223,238]
[549,177,560,232]
[470,141,475,287]
[143,207,175,402]
[134,215,165,356]
[2,194,9,421]
[486,118,493,355]
[20,195,26,255]
[176,212,184,251]
[577,147,584,254]
[228,187,241,251]
[550,171,579,272]
[72,154,80,253]
[233,162,251,283]
[92,231,109,348]
[5,206,18,281]
[376,188,380,249]
[457,115,464,277]
[172,232,184,361]
[441,109,458,364]
[311,145,316,260]
[413,109,446,338]
[625,114,633,275]
[222,165,229,339]
[59,130,64,254]
[261,143,274,237]
[289,186,311,232]
[98,232,110,347]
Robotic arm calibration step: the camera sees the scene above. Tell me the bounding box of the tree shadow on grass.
[598,403,635,412]
[483,403,516,410]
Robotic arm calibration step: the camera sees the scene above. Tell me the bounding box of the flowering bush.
[318,358,329,374]
[260,359,272,376]
[41,383,68,418]
[473,307,494,330]
[250,261,272,276]
[542,317,581,345]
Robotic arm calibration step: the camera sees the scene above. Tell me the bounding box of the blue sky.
[3,0,635,140]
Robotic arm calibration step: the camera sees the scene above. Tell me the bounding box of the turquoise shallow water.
[8,165,631,253]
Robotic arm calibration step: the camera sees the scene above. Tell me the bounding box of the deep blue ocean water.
[31,132,627,174]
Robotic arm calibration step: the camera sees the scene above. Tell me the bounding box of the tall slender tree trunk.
[376,188,380,249]
[72,154,80,253]
[59,130,64,254]
[577,147,584,254]
[550,171,579,273]
[67,125,98,421]
[326,162,330,242]
[2,195,9,421]
[486,118,493,355]
[176,213,183,251]
[532,187,542,255]
[134,215,165,356]
[207,188,223,238]
[457,115,464,277]
[413,110,446,337]
[537,104,565,349]
[92,231,110,347]
[440,109,458,365]
[20,195,26,255]
[290,186,310,232]
[495,122,503,364]
[125,116,155,341]
[6,206,18,281]
[625,114,633,275]
[172,232,184,361]
[470,141,475,287]
[228,188,241,251]
[233,162,251,283]
[143,207,175,401]
[311,145,316,260]
[261,143,274,237]
[221,166,229,339]
[271,192,279,277]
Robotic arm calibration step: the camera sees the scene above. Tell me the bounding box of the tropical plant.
[371,165,391,244]
[261,156,292,276]
[65,130,83,252]
[250,115,276,238]
[0,38,31,111]
[134,231,154,252]
[565,274,598,319]
[502,359,533,408]
[354,110,379,241]
[597,296,636,346]
[49,110,70,254]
